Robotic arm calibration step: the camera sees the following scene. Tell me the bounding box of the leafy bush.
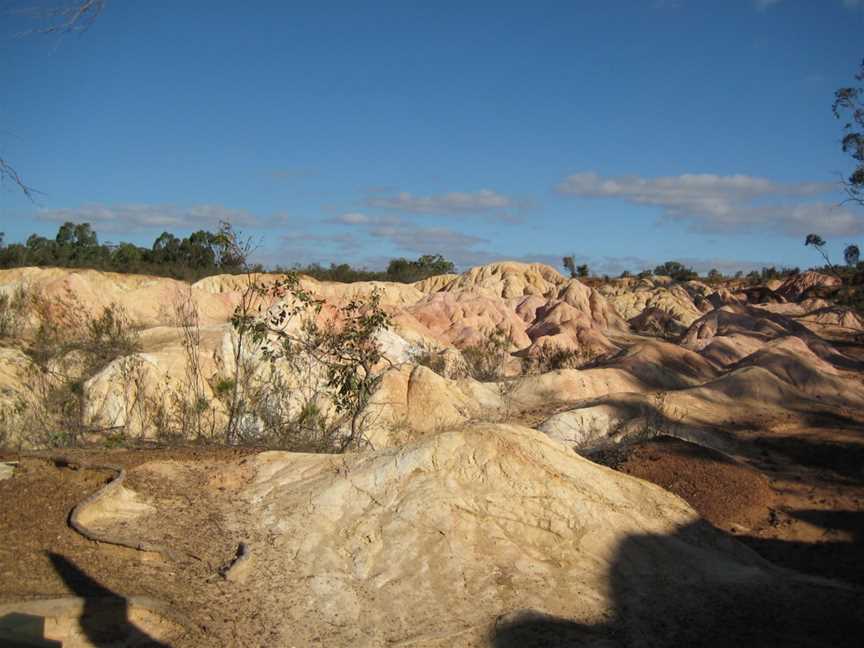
[653,261,698,282]
[239,273,393,450]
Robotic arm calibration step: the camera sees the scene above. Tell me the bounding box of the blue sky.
[1,0,862,274]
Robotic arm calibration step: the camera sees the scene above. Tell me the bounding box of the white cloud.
[556,171,860,236]
[367,189,516,216]
[369,224,487,255]
[755,0,860,9]
[35,203,289,232]
[260,230,362,267]
[326,212,400,227]
[334,212,371,225]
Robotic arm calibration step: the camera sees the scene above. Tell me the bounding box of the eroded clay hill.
[1,263,862,646]
[4,262,859,448]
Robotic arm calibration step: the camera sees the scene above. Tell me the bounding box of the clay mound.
[698,334,766,367]
[413,273,460,293]
[597,279,703,329]
[554,280,629,331]
[668,365,832,429]
[194,272,426,307]
[731,336,864,407]
[312,279,425,307]
[524,300,619,357]
[435,262,566,298]
[362,365,505,446]
[406,292,531,348]
[509,367,649,408]
[0,267,238,328]
[601,340,721,390]
[183,423,858,647]
[191,272,287,293]
[697,365,809,402]
[803,306,864,331]
[237,424,785,646]
[681,305,810,351]
[775,271,841,301]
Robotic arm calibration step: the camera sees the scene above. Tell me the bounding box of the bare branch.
[17,0,106,36]
[1,2,108,199]
[0,156,41,201]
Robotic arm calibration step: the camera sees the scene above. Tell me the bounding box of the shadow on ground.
[738,509,864,586]
[48,552,170,647]
[0,553,169,647]
[494,520,864,648]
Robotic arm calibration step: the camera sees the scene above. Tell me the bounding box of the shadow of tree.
[46,553,170,647]
[493,520,864,647]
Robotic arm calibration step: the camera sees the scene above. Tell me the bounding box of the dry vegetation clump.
[0,289,145,447]
[0,285,28,339]
[520,343,593,375]
[461,329,513,381]
[410,343,449,376]
[0,274,394,453]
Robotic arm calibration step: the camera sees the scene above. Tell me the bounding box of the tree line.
[563,257,804,284]
[0,221,457,284]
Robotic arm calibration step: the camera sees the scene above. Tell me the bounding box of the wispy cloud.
[555,171,860,236]
[369,223,487,254]
[36,203,292,232]
[754,0,861,9]
[325,212,400,227]
[367,189,519,219]
[323,210,493,267]
[262,230,362,267]
[36,203,258,231]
